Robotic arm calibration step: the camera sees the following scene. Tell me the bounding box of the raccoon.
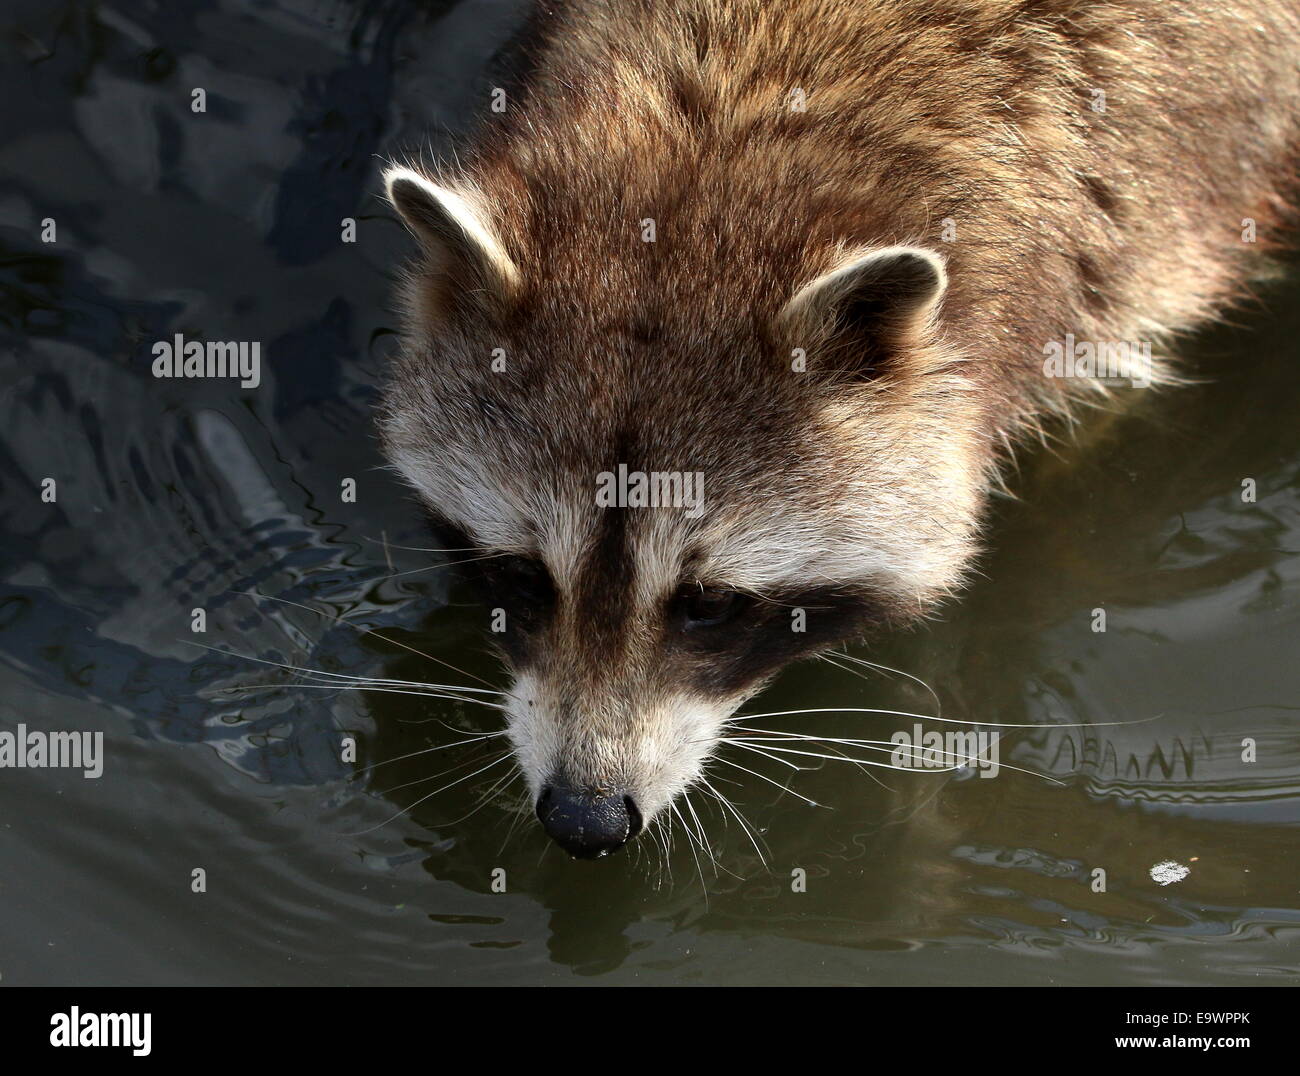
[379,0,1300,857]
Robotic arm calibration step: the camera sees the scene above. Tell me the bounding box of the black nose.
[536,784,643,859]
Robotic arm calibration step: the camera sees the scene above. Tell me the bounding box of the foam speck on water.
[1150,860,1190,886]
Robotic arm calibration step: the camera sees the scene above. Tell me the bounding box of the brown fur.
[438,0,1300,416]
[378,0,1300,841]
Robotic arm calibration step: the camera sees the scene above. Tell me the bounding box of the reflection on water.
[1,0,1297,985]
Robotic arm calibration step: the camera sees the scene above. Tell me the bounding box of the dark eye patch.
[419,509,476,556]
[479,553,555,609]
[471,553,556,667]
[419,507,555,636]
[670,583,887,695]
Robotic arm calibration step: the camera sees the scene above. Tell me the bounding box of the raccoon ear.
[780,246,946,362]
[383,166,520,296]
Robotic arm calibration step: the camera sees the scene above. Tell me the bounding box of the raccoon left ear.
[780,245,947,349]
[383,166,520,296]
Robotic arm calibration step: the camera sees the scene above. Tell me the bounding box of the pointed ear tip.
[887,246,948,296]
[892,245,946,275]
[383,167,450,211]
[383,166,420,201]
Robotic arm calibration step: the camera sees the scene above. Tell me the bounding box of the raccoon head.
[379,167,990,858]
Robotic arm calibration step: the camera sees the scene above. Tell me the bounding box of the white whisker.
[726,735,1063,784]
[345,753,514,837]
[699,777,768,868]
[352,734,500,776]
[377,747,504,794]
[186,640,503,700]
[711,754,825,807]
[726,737,959,773]
[669,801,708,893]
[222,681,507,710]
[737,705,1161,729]
[445,767,523,826]
[362,535,483,554]
[681,790,721,876]
[234,590,497,688]
[381,551,509,579]
[824,650,944,715]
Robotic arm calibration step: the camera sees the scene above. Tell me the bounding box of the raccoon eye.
[678,585,747,628]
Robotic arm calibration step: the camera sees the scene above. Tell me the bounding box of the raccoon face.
[379,167,988,857]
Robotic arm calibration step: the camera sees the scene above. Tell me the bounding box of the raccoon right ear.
[779,245,947,363]
[384,166,520,297]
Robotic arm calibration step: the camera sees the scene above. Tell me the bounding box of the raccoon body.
[380,0,1300,857]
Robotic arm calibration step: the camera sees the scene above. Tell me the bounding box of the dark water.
[2,0,1298,986]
